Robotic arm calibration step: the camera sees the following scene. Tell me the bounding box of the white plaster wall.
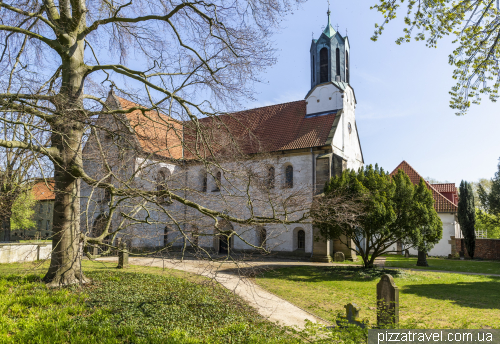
[408,213,456,257]
[306,84,343,115]
[330,85,363,171]
[0,244,51,263]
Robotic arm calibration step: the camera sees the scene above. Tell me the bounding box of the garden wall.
[455,238,500,260]
[0,243,52,263]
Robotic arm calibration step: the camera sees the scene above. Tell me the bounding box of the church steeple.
[309,7,350,91]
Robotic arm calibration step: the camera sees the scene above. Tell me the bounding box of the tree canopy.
[312,165,442,268]
[372,0,500,114]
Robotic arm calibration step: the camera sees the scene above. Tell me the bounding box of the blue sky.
[245,1,500,184]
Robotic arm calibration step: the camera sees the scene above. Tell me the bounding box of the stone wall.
[455,238,500,260]
[0,243,52,263]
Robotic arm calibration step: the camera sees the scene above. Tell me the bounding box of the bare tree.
[0,0,311,287]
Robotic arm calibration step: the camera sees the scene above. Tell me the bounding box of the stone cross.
[334,251,345,262]
[376,274,399,327]
[117,241,129,269]
[336,302,366,328]
[345,303,360,322]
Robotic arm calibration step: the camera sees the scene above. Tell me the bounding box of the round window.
[348,122,352,134]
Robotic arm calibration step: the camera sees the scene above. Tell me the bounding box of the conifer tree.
[458,180,476,258]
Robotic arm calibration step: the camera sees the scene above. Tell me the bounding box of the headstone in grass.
[377,274,399,328]
[334,252,345,262]
[336,303,367,328]
[117,242,129,269]
[404,249,409,258]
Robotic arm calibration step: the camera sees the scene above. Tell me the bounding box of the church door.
[219,235,230,254]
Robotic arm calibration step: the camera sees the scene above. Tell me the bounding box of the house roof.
[191,100,338,155]
[390,161,458,213]
[110,95,183,159]
[32,180,55,201]
[108,94,338,159]
[431,183,457,194]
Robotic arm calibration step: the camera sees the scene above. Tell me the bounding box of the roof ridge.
[235,100,305,115]
[390,161,458,211]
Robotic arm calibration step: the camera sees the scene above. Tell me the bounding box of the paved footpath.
[98,256,333,328]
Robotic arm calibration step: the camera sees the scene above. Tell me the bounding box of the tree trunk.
[416,250,428,266]
[42,36,90,287]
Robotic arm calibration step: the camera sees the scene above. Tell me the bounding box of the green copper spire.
[322,4,336,38]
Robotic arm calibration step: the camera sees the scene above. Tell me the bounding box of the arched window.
[297,230,305,249]
[163,226,169,246]
[319,48,329,83]
[258,227,267,247]
[213,171,222,192]
[312,56,315,82]
[266,166,275,189]
[335,48,340,77]
[192,226,199,247]
[156,169,172,205]
[346,50,350,84]
[201,171,207,192]
[285,165,293,188]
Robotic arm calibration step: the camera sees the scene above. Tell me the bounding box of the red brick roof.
[114,96,184,159]
[431,183,457,193]
[186,100,336,154]
[111,96,337,158]
[32,180,55,201]
[390,161,458,213]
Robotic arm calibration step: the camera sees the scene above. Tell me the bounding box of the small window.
[192,226,199,247]
[312,56,315,82]
[346,50,349,84]
[163,226,169,246]
[46,220,50,231]
[213,171,222,192]
[336,48,340,76]
[38,220,42,230]
[258,227,267,247]
[297,230,305,249]
[285,165,293,188]
[103,189,111,203]
[156,169,172,205]
[320,48,329,83]
[266,166,275,189]
[202,172,207,192]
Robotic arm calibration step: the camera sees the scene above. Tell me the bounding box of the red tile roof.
[32,180,55,201]
[111,96,337,159]
[113,96,184,159]
[431,183,457,194]
[390,161,458,213]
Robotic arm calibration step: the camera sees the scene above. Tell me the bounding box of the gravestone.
[334,252,345,262]
[376,274,399,327]
[404,249,410,258]
[336,302,367,328]
[117,242,129,269]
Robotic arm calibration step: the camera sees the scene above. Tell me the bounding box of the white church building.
[81,11,364,261]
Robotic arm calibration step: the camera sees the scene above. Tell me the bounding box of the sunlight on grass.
[255,266,500,329]
[384,255,500,275]
[0,260,297,343]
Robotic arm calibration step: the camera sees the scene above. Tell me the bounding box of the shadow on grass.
[400,278,500,309]
[255,266,404,283]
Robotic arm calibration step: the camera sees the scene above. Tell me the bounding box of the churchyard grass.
[384,255,500,274]
[255,266,500,329]
[0,260,299,344]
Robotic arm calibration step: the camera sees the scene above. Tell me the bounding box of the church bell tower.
[310,8,350,90]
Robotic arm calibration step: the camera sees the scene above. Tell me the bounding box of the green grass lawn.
[255,266,500,329]
[0,260,298,344]
[384,255,500,275]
